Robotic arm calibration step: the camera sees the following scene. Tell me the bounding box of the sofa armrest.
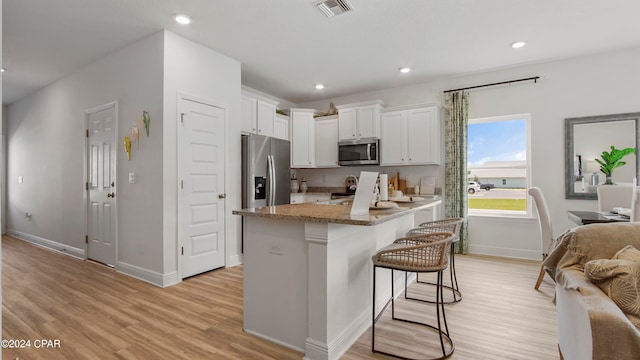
[557,269,640,360]
[556,276,592,360]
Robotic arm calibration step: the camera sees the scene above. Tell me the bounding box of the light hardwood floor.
[2,235,558,359]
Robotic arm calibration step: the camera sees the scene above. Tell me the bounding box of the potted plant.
[594,145,637,184]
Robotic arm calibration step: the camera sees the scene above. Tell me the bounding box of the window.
[467,114,531,217]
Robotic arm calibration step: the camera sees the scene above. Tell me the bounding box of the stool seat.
[372,231,455,360]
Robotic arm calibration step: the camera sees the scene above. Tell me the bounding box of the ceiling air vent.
[315,0,354,18]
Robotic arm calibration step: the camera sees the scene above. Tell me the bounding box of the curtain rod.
[443,76,540,93]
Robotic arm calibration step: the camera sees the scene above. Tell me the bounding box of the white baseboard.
[227,253,243,267]
[162,271,180,288]
[305,309,371,360]
[468,244,540,261]
[244,328,305,354]
[117,261,177,288]
[7,229,85,259]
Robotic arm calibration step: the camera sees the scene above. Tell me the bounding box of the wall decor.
[565,112,640,199]
[124,135,131,160]
[143,110,151,136]
[131,124,139,149]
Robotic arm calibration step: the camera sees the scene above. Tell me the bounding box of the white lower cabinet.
[290,193,305,204]
[381,105,440,166]
[290,193,331,204]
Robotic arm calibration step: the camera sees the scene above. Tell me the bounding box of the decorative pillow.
[584,245,640,321]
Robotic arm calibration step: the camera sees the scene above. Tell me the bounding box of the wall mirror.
[565,112,640,199]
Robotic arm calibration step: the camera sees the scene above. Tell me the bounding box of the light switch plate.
[129,172,136,184]
[18,176,23,184]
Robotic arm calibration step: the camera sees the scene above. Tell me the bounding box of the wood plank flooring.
[2,235,558,359]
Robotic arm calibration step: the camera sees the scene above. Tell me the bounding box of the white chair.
[596,184,634,212]
[528,187,554,290]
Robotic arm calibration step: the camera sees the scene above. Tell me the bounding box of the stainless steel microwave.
[338,139,379,166]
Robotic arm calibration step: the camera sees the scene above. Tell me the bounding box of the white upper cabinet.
[337,100,383,141]
[407,107,439,164]
[290,109,316,168]
[380,105,440,166]
[274,114,289,140]
[241,91,279,137]
[380,111,407,165]
[314,116,339,167]
[241,94,257,134]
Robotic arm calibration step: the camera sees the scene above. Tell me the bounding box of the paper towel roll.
[379,174,388,201]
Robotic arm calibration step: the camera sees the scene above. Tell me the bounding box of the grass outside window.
[468,198,526,211]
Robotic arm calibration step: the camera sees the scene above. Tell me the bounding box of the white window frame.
[467,113,533,219]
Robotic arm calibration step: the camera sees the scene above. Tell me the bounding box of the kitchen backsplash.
[292,164,442,193]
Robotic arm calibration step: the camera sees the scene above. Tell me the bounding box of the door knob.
[107,193,115,198]
[218,193,227,199]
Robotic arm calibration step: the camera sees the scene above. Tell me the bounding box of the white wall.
[6,30,244,287]
[162,31,242,279]
[298,46,640,260]
[7,32,165,275]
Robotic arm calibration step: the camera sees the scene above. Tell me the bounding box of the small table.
[568,210,630,226]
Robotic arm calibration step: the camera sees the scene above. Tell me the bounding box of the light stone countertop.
[233,196,441,226]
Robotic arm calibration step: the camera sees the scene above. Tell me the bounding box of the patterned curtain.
[444,91,469,253]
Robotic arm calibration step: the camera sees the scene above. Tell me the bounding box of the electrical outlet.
[268,244,283,255]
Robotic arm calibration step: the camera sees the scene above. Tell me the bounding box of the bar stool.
[405,218,464,304]
[372,231,455,360]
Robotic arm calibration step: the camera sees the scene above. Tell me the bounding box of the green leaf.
[597,146,637,177]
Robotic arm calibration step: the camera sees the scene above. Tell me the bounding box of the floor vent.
[315,0,354,18]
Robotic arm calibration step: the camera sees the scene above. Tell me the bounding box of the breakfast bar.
[233,197,441,360]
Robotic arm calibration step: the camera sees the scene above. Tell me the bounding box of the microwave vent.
[315,0,354,18]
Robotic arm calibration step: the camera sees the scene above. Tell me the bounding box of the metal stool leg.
[373,267,454,360]
[404,248,462,304]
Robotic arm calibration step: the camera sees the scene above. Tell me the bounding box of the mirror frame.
[565,112,640,199]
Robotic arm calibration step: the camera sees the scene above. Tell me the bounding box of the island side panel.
[305,214,415,360]
[243,216,308,352]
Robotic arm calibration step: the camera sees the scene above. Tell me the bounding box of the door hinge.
[181,247,184,256]
[85,182,88,190]
[181,180,184,189]
[86,129,89,138]
[180,113,186,123]
[85,235,89,244]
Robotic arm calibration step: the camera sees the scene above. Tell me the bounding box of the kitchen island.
[233,197,441,360]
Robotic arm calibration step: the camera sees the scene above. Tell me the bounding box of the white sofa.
[544,223,640,360]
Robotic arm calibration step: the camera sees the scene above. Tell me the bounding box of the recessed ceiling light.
[175,14,191,25]
[399,67,411,73]
[315,84,325,90]
[511,41,526,49]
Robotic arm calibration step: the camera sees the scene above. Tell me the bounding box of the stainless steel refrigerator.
[242,134,291,208]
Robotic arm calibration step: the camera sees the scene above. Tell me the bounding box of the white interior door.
[86,102,117,266]
[178,96,226,278]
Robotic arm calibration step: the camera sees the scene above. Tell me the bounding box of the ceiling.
[4,0,640,106]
